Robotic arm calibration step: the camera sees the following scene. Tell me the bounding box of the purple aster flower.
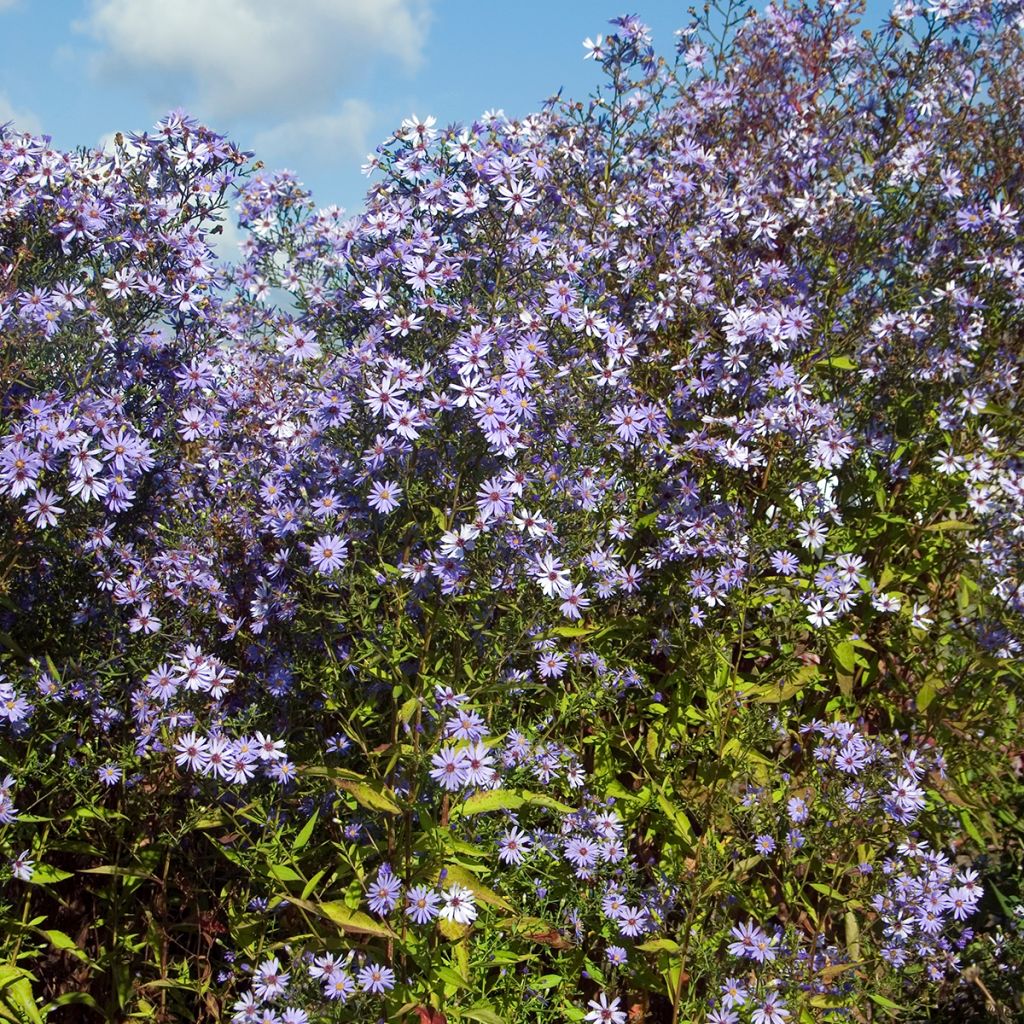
[24,487,64,528]
[405,885,441,925]
[309,534,348,572]
[429,746,468,791]
[322,971,355,1001]
[787,796,809,823]
[357,962,395,993]
[564,836,600,872]
[751,995,789,1024]
[252,957,290,1001]
[476,475,513,519]
[609,404,643,443]
[537,650,568,678]
[534,552,572,598]
[462,741,495,787]
[278,325,321,362]
[368,479,402,513]
[267,759,298,784]
[498,826,531,865]
[720,977,748,1009]
[885,775,927,823]
[616,905,648,938]
[708,1010,739,1024]
[0,794,17,825]
[605,945,628,967]
[751,929,778,963]
[445,708,488,741]
[728,920,767,959]
[174,731,209,771]
[835,740,868,774]
[560,583,591,620]
[367,866,402,916]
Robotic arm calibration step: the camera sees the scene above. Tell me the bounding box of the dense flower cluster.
[1,1,1023,1021]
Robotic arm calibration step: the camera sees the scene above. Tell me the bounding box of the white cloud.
[0,93,41,134]
[0,1,20,10]
[80,0,430,120]
[252,99,374,177]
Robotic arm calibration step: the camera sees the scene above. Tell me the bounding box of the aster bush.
[1,0,1023,1022]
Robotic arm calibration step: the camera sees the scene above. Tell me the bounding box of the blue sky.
[1,0,893,220]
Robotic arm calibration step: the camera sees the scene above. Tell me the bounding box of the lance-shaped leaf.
[286,896,397,938]
[441,864,515,913]
[334,778,401,815]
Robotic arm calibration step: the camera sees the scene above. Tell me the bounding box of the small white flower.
[795,518,828,551]
[439,884,477,925]
[10,850,33,881]
[585,992,626,1024]
[911,602,934,630]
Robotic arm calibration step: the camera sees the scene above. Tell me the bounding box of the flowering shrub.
[1,1,1023,1021]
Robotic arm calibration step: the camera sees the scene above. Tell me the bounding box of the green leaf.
[334,778,401,815]
[462,1003,505,1024]
[27,864,73,884]
[959,809,985,848]
[40,992,101,1015]
[519,792,574,814]
[0,631,28,660]
[821,960,862,981]
[436,965,471,991]
[301,868,328,901]
[398,697,420,725]
[267,863,303,883]
[751,663,817,702]
[286,897,396,938]
[442,864,515,913]
[832,641,856,674]
[438,917,472,942]
[291,810,319,852]
[867,992,905,1014]
[636,938,680,953]
[191,812,226,830]
[40,930,87,962]
[824,355,857,370]
[533,975,565,990]
[844,912,861,962]
[79,865,158,882]
[546,625,598,638]
[810,994,851,1009]
[0,966,43,1024]
[63,805,128,821]
[810,882,847,903]
[456,790,525,816]
[923,519,975,532]
[916,679,938,712]
[656,792,694,846]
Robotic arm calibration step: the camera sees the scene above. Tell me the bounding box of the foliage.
[1,1,1023,1021]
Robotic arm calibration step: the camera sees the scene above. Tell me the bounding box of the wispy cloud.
[253,99,375,184]
[79,0,431,121]
[0,92,41,134]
